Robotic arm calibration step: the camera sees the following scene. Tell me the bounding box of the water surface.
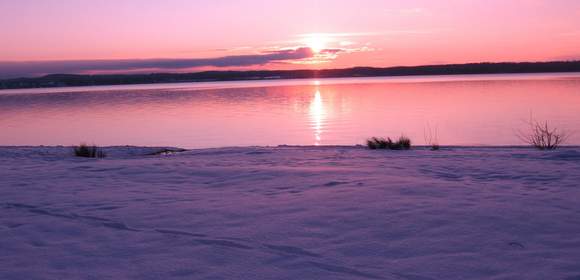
[1,73,579,148]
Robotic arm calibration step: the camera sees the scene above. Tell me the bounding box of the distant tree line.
[1,61,579,89]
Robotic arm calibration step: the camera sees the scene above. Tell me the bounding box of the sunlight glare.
[304,35,330,53]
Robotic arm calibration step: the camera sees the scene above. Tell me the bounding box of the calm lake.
[1,73,579,148]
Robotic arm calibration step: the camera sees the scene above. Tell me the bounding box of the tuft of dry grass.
[147,148,187,156]
[424,123,440,151]
[366,136,411,150]
[74,144,106,158]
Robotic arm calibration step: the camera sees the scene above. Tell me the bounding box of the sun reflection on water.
[309,89,325,145]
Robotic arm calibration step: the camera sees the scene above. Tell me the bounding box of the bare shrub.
[517,119,569,150]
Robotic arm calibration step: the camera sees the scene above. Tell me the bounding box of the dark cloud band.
[0,47,314,79]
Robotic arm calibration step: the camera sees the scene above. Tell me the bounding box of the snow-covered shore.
[1,146,580,279]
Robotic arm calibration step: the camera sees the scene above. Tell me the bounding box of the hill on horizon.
[1,60,580,90]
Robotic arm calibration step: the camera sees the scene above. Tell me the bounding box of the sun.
[304,35,329,53]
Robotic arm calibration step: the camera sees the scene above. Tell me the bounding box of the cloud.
[384,8,425,15]
[297,32,379,38]
[0,47,314,79]
[319,48,344,55]
[284,45,375,65]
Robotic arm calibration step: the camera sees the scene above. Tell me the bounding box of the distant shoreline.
[1,60,580,90]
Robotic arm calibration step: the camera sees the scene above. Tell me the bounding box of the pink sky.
[1,0,580,77]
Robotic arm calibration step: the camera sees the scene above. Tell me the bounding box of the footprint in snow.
[324,181,349,187]
[508,242,525,249]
